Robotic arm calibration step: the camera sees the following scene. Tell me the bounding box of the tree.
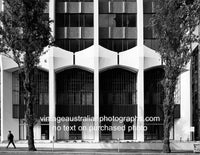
[0,0,52,151]
[151,0,200,153]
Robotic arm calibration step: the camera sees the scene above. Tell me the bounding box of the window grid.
[55,1,94,52]
[100,68,137,105]
[12,69,49,106]
[99,0,137,52]
[56,68,94,105]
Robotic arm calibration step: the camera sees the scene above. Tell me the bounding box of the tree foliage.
[151,0,200,153]
[0,0,52,151]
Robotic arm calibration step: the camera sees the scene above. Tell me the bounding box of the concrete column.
[49,0,55,37]
[136,0,144,142]
[49,48,56,141]
[93,0,99,142]
[49,0,56,142]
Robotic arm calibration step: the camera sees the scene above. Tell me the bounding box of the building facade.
[0,0,193,142]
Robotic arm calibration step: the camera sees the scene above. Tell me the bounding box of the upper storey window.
[143,0,159,50]
[99,0,137,53]
[55,0,93,52]
[56,14,93,27]
[99,14,136,27]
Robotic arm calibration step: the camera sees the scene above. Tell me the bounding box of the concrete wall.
[75,46,95,70]
[174,68,191,141]
[0,63,19,141]
[0,56,19,141]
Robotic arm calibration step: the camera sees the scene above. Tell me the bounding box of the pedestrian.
[6,131,16,149]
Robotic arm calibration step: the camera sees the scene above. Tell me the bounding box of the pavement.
[0,148,196,155]
[0,141,198,154]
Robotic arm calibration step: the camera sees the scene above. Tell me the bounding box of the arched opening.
[56,68,94,140]
[144,67,164,140]
[100,68,137,140]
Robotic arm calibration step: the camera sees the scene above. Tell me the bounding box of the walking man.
[6,131,16,149]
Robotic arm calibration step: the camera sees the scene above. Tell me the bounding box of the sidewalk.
[0,141,197,154]
[0,147,195,155]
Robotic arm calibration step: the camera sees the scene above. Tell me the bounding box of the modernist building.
[0,0,193,142]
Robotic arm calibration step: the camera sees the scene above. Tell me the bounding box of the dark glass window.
[100,68,137,105]
[99,0,109,13]
[70,14,80,27]
[124,121,134,140]
[144,68,165,140]
[100,121,112,139]
[127,40,136,49]
[41,123,49,140]
[70,40,80,51]
[56,14,65,27]
[99,39,137,52]
[12,69,49,118]
[127,14,136,27]
[144,0,159,50]
[84,14,93,27]
[144,14,152,28]
[56,68,94,105]
[72,0,80,1]
[69,121,82,140]
[83,0,93,2]
[80,14,93,27]
[144,0,156,13]
[98,1,137,52]
[84,40,93,48]
[144,27,153,39]
[56,14,93,27]
[115,14,123,27]
[99,14,137,27]
[57,0,93,2]
[55,39,93,52]
[80,40,93,49]
[113,40,123,52]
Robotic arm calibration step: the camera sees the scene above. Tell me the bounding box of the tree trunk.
[24,68,37,151]
[27,117,36,151]
[162,77,177,153]
[163,101,171,153]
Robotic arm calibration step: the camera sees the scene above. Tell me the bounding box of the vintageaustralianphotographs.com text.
[40,115,161,123]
